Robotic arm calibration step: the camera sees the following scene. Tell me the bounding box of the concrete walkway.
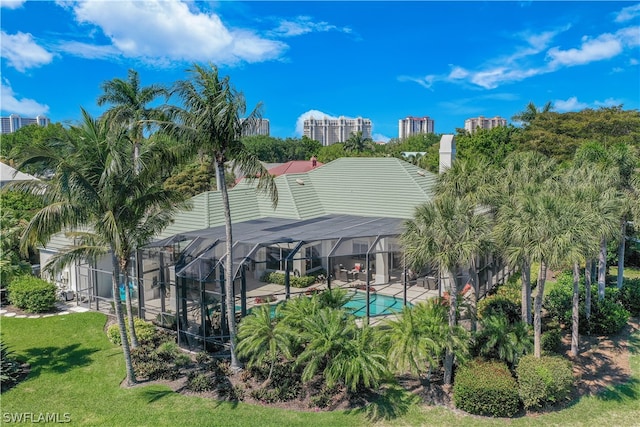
[0,301,89,318]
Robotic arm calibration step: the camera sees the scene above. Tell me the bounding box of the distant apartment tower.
[464,116,507,133]
[303,116,372,146]
[241,118,270,137]
[0,114,50,134]
[398,116,435,139]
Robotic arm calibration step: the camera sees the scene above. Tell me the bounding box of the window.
[266,246,292,271]
[305,244,322,271]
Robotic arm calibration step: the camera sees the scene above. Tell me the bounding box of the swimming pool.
[241,290,410,318]
[343,290,411,317]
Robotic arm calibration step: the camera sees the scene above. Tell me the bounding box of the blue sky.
[1,1,639,141]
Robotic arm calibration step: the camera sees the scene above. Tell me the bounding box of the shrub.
[618,279,640,316]
[309,385,339,408]
[453,359,520,418]
[478,296,521,324]
[516,355,573,409]
[7,276,57,313]
[1,341,24,392]
[260,272,316,288]
[106,318,157,345]
[544,276,630,335]
[541,327,563,355]
[588,298,629,335]
[186,372,214,392]
[156,341,180,360]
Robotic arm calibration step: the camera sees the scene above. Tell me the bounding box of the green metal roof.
[157,157,436,239]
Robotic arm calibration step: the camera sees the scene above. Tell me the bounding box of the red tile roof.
[268,160,323,176]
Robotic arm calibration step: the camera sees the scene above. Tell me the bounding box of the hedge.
[478,296,521,324]
[107,318,157,345]
[260,272,316,288]
[453,359,521,417]
[7,275,57,313]
[516,354,573,410]
[618,279,640,316]
[544,274,630,335]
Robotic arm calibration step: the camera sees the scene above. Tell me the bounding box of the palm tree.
[476,315,532,365]
[236,304,293,385]
[343,131,373,153]
[511,101,553,126]
[383,299,468,381]
[526,185,579,358]
[161,63,277,371]
[435,157,499,331]
[573,143,629,297]
[97,69,169,170]
[562,166,618,355]
[15,109,187,385]
[402,193,491,385]
[294,307,387,392]
[326,323,388,392]
[495,151,557,325]
[296,307,354,383]
[98,70,170,346]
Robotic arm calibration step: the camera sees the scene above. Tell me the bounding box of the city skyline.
[1,1,638,142]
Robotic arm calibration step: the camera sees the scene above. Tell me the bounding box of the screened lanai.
[136,214,437,350]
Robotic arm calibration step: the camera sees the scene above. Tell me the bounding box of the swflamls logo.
[2,412,71,423]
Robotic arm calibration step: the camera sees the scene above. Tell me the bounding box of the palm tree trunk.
[469,258,479,333]
[121,258,139,348]
[617,219,625,289]
[443,267,458,386]
[585,259,592,320]
[598,238,607,300]
[112,254,136,385]
[521,259,532,324]
[218,160,241,371]
[533,261,547,358]
[571,262,580,357]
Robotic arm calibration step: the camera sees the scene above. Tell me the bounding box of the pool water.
[241,290,410,318]
[343,290,410,317]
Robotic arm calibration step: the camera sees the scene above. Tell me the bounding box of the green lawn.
[1,312,638,426]
[610,266,640,279]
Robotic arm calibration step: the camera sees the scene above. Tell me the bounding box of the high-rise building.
[303,116,372,146]
[398,116,435,139]
[0,114,50,134]
[463,116,507,133]
[241,118,270,136]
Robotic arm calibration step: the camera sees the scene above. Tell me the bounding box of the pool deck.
[242,278,440,325]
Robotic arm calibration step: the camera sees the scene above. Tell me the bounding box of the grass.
[610,266,640,279]
[1,312,639,426]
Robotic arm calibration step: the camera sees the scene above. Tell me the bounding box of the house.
[38,136,511,349]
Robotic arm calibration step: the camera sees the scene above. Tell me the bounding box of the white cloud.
[554,97,589,112]
[269,16,351,37]
[0,81,50,116]
[372,133,390,143]
[594,98,622,107]
[615,3,640,23]
[448,66,469,80]
[56,40,118,59]
[1,31,54,72]
[63,0,286,65]
[1,0,26,9]
[547,33,623,67]
[553,96,622,112]
[295,110,340,135]
[402,23,638,91]
[397,75,436,89]
[630,58,639,66]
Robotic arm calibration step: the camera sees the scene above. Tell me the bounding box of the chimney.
[438,135,456,174]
